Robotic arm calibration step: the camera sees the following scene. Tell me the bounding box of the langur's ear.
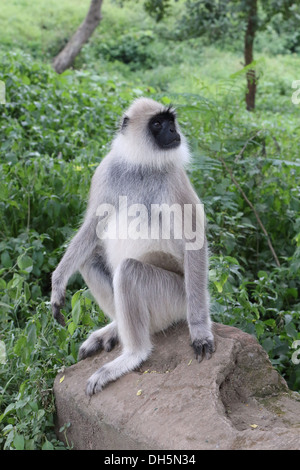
[121,115,129,132]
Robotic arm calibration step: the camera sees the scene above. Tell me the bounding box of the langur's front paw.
[51,301,66,326]
[192,334,215,362]
[86,366,110,396]
[51,283,66,326]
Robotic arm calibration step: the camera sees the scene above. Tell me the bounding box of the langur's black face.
[148,111,181,150]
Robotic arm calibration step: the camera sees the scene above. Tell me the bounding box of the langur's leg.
[78,254,118,360]
[86,258,186,396]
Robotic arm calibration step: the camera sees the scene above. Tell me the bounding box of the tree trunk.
[244,0,257,111]
[53,0,103,74]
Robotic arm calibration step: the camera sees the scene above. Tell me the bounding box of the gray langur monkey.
[51,97,215,396]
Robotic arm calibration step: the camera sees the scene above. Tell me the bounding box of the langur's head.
[111,98,190,169]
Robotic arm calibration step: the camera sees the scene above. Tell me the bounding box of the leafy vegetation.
[0,0,299,450]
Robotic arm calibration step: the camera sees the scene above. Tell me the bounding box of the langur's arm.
[184,236,214,360]
[51,216,98,325]
[51,160,109,325]
[178,170,215,360]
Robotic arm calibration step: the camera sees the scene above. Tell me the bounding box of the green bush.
[96,31,156,70]
[177,91,300,391]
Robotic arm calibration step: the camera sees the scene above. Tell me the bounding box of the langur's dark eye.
[153,121,161,129]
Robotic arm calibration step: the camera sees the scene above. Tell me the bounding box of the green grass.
[0,0,299,450]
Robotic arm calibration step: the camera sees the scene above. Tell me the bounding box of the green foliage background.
[0,0,299,450]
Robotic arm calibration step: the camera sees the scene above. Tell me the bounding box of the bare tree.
[53,0,103,74]
[244,0,258,111]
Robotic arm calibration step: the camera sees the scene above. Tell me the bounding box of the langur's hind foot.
[78,322,118,360]
[85,349,150,396]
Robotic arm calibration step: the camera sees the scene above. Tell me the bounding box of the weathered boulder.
[54,322,300,450]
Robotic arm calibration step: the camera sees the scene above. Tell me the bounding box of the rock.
[54,322,300,450]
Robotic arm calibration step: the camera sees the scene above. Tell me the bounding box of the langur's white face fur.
[111,97,190,169]
[51,97,215,396]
